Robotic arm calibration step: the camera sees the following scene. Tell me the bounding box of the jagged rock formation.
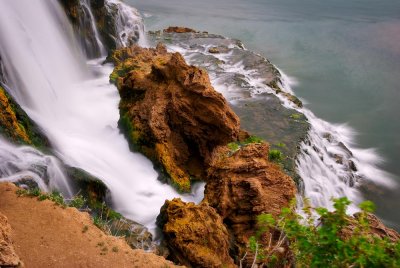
[157,198,235,268]
[0,212,22,267]
[0,86,50,150]
[109,44,240,191]
[110,43,298,266]
[148,29,310,183]
[205,143,297,250]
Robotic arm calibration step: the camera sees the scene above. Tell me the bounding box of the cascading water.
[0,0,203,231]
[163,39,396,213]
[0,137,72,196]
[105,0,148,47]
[78,0,107,57]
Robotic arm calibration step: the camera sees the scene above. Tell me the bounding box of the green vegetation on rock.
[269,149,284,162]
[227,135,265,153]
[249,198,400,267]
[0,86,50,151]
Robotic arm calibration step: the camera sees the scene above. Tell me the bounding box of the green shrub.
[249,198,400,267]
[227,142,240,152]
[269,149,283,162]
[244,136,264,144]
[69,195,86,209]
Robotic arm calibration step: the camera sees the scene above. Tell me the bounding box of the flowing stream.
[0,0,203,230]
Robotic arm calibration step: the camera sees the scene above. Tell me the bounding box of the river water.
[128,0,400,229]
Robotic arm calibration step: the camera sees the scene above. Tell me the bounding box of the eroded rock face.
[157,198,235,268]
[205,143,297,249]
[0,212,22,267]
[110,44,240,191]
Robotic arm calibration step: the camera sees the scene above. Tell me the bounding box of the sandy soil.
[0,182,180,268]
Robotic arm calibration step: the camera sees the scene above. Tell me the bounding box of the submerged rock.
[109,44,240,191]
[205,143,297,252]
[0,212,22,267]
[157,198,235,268]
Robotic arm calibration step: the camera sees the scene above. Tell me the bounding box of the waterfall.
[0,137,72,196]
[105,0,148,48]
[165,41,395,214]
[0,0,202,230]
[78,0,107,57]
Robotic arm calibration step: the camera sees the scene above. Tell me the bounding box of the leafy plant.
[248,198,400,267]
[269,149,283,162]
[69,195,86,209]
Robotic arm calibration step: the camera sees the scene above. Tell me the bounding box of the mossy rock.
[0,85,50,151]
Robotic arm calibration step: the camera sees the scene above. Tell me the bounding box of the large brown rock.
[205,143,297,249]
[110,44,240,191]
[0,212,22,267]
[157,198,235,268]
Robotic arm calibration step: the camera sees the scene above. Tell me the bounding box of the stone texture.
[205,143,297,249]
[157,198,235,268]
[109,44,240,191]
[0,212,22,267]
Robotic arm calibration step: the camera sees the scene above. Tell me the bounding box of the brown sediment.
[0,183,181,268]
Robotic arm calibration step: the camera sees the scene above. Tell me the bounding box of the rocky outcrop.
[0,212,22,267]
[164,27,198,34]
[0,86,50,150]
[205,143,297,250]
[109,44,240,191]
[157,198,235,268]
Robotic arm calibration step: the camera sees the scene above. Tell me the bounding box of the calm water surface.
[127,0,400,229]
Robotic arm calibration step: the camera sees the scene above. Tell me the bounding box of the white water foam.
[79,0,107,57]
[166,41,396,213]
[0,138,72,196]
[0,0,203,231]
[105,0,148,48]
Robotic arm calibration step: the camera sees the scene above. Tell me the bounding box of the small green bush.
[227,142,240,151]
[244,136,264,144]
[69,195,86,209]
[249,198,400,267]
[269,149,283,162]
